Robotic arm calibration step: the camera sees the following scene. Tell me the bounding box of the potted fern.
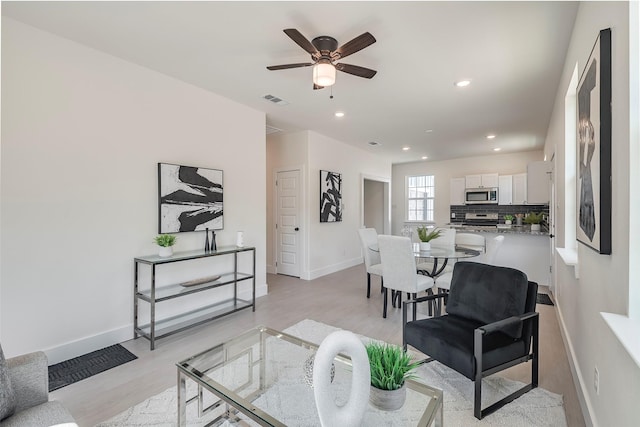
[524,212,544,232]
[154,234,177,257]
[504,214,514,225]
[366,342,419,411]
[416,226,442,251]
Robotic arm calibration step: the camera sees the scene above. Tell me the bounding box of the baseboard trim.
[555,296,596,427]
[43,283,268,365]
[305,257,362,281]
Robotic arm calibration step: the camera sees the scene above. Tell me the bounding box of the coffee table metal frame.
[176,325,443,427]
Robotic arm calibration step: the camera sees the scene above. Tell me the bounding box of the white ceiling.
[3,1,578,164]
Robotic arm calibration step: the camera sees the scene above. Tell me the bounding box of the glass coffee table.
[177,326,443,426]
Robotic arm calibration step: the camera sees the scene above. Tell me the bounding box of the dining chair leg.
[383,288,388,318]
[380,277,384,293]
[412,293,417,321]
[367,273,371,298]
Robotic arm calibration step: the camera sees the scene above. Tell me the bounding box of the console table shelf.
[134,246,256,350]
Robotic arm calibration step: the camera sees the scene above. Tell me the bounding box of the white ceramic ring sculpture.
[313,330,371,427]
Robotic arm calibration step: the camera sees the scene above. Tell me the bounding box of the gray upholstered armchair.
[403,261,539,419]
[0,346,76,427]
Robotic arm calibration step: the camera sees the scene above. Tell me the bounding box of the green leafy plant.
[416,226,442,243]
[523,212,544,224]
[154,234,177,247]
[504,214,514,221]
[366,342,419,391]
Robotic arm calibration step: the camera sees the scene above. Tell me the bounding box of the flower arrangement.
[154,234,177,247]
[416,226,442,243]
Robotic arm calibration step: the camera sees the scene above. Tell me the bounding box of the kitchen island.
[447,224,550,286]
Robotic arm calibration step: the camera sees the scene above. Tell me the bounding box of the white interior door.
[276,170,301,277]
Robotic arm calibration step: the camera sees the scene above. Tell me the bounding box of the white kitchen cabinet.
[465,173,499,189]
[498,175,513,205]
[450,177,466,205]
[527,161,551,204]
[512,173,527,204]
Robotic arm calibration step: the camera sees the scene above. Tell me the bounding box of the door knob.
[295,227,299,231]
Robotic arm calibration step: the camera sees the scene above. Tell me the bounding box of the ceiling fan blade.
[335,32,376,59]
[267,63,314,71]
[283,29,319,55]
[313,84,325,90]
[335,63,377,79]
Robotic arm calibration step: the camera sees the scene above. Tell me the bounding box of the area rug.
[536,293,555,306]
[96,319,566,427]
[49,344,137,391]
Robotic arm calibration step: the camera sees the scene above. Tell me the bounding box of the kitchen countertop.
[447,224,549,236]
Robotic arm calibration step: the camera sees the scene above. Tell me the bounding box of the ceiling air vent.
[368,141,381,147]
[262,94,289,106]
[266,125,282,135]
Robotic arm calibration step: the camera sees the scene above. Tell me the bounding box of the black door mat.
[48,344,137,391]
[537,293,555,306]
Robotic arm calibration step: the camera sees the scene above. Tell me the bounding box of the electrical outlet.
[451,212,456,219]
[594,366,600,395]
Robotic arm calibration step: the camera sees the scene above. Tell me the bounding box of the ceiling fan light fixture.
[313,60,336,87]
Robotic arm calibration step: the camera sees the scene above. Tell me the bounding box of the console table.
[134,246,256,350]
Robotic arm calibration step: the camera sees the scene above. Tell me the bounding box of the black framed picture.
[576,28,611,254]
[320,170,342,223]
[158,163,224,233]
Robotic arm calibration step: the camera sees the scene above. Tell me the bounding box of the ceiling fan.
[267,29,377,89]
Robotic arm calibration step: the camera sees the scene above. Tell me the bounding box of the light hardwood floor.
[51,265,586,426]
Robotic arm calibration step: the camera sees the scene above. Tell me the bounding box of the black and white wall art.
[576,28,611,254]
[320,170,342,223]
[158,163,223,233]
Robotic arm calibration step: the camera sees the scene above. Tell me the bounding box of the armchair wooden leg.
[367,273,371,298]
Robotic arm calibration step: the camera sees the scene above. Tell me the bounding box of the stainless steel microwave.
[465,187,498,204]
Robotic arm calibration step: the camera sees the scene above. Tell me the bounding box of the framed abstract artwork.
[320,170,342,223]
[576,28,611,254]
[158,163,224,233]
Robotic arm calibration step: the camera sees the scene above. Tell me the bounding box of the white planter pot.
[158,246,173,257]
[505,220,512,225]
[530,224,541,232]
[419,242,431,251]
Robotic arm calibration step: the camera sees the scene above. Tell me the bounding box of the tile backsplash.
[449,204,549,223]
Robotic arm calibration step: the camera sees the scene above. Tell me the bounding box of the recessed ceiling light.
[493,147,501,151]
[422,156,429,160]
[335,111,345,118]
[425,129,433,133]
[402,146,411,151]
[455,80,471,87]
[486,134,496,139]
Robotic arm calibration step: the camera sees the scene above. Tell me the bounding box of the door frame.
[360,173,391,234]
[273,165,306,277]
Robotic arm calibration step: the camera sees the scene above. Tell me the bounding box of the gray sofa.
[1,346,76,427]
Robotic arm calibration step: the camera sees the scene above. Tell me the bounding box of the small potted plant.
[366,341,419,411]
[416,226,442,251]
[524,212,544,232]
[504,214,514,225]
[154,234,177,257]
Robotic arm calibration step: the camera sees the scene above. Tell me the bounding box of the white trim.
[601,312,640,369]
[305,256,362,281]
[43,283,268,364]
[556,298,596,427]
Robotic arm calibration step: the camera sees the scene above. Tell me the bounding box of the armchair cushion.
[0,347,16,421]
[404,314,527,379]
[6,352,48,413]
[446,262,528,326]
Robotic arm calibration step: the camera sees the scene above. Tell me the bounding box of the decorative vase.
[211,230,217,251]
[369,383,407,411]
[505,220,512,225]
[531,224,541,231]
[419,241,431,251]
[204,228,210,252]
[303,354,335,388]
[236,231,244,248]
[158,246,173,257]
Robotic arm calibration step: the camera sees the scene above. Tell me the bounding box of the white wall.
[544,2,640,426]
[1,18,267,362]
[391,151,543,233]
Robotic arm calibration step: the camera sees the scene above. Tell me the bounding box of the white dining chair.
[357,228,383,298]
[435,235,505,294]
[377,235,435,319]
